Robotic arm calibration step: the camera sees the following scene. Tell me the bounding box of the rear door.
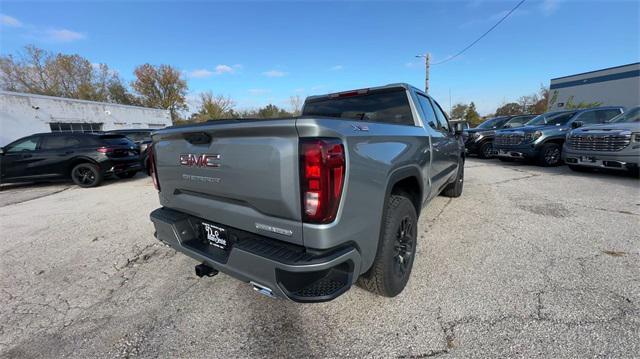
[34,135,82,177]
[430,98,460,173]
[414,94,450,191]
[153,120,304,245]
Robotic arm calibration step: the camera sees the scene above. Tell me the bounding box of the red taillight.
[96,146,114,153]
[300,138,345,224]
[148,144,160,191]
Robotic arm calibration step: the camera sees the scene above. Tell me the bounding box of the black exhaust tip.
[195,263,219,278]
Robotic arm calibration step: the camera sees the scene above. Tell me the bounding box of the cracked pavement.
[1,159,638,358]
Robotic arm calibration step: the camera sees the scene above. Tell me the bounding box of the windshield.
[546,112,577,126]
[609,107,640,123]
[476,117,507,129]
[504,115,535,127]
[526,111,575,126]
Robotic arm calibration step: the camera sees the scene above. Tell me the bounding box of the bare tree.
[0,45,133,104]
[289,95,303,116]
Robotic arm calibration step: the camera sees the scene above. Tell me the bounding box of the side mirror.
[571,121,584,129]
[451,121,466,135]
[0,147,4,155]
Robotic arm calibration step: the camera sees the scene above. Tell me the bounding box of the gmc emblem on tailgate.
[179,154,221,168]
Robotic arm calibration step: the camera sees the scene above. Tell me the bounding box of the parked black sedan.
[464,114,537,158]
[0,132,141,187]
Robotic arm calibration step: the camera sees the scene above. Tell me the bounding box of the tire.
[116,171,137,179]
[357,195,418,297]
[537,143,562,167]
[71,163,103,188]
[441,160,464,198]
[478,142,494,159]
[568,164,591,173]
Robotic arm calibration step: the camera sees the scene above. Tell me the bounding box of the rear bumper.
[102,157,142,174]
[150,207,361,302]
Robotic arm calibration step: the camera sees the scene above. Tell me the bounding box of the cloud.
[214,65,233,75]
[329,65,344,71]
[541,0,560,15]
[45,29,86,42]
[187,64,241,78]
[262,70,287,77]
[189,69,214,78]
[1,14,22,27]
[248,89,271,95]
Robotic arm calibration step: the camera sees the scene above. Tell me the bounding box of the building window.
[49,122,103,133]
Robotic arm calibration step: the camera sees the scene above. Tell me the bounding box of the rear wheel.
[478,142,494,159]
[71,163,103,188]
[116,171,137,179]
[357,195,417,297]
[537,143,562,167]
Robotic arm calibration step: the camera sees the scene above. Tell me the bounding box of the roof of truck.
[305,83,423,102]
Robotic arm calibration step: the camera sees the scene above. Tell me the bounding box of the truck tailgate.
[153,119,303,245]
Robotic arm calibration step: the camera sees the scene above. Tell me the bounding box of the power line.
[432,0,527,66]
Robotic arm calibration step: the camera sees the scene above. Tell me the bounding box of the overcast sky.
[1,0,639,115]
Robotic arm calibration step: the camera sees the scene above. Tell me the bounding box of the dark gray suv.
[494,107,623,166]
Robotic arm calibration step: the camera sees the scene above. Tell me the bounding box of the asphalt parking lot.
[1,158,638,358]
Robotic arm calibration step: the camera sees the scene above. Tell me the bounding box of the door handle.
[21,154,32,159]
[61,150,74,156]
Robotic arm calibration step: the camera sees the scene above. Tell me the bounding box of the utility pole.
[415,53,431,94]
[425,53,430,94]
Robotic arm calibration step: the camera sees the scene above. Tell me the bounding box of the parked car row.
[464,114,537,158]
[0,129,155,188]
[464,106,639,175]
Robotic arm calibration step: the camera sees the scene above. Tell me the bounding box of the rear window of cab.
[303,88,414,126]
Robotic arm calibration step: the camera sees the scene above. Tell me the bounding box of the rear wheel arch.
[66,157,100,177]
[359,167,423,275]
[540,137,565,147]
[386,167,423,217]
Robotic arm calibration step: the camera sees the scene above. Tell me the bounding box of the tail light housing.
[300,138,345,224]
[96,146,114,153]
[148,144,160,191]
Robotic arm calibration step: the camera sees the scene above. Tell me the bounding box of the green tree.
[131,63,188,122]
[0,45,133,104]
[192,91,236,122]
[564,96,601,109]
[495,102,522,116]
[450,103,468,120]
[257,104,292,118]
[464,102,482,126]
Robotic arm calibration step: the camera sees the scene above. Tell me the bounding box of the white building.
[0,91,172,146]
[548,62,640,111]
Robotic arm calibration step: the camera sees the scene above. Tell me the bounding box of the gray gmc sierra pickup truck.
[149,83,465,302]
